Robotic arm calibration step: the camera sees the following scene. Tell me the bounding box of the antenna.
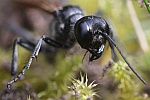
[102,32,147,85]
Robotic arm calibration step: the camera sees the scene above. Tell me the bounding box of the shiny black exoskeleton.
[7,5,146,89]
[75,16,110,61]
[52,6,84,48]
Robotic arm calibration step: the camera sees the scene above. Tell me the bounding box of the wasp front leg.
[101,27,118,78]
[7,35,66,89]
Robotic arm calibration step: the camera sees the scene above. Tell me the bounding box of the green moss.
[68,74,98,100]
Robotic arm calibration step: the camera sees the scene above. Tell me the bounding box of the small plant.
[143,0,150,13]
[68,74,98,100]
[36,53,82,99]
[27,95,31,100]
[111,61,146,100]
[112,61,134,96]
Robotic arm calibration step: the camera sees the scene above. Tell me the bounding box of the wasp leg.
[41,35,68,48]
[101,60,113,78]
[7,35,65,89]
[109,27,118,62]
[101,28,117,78]
[10,38,36,79]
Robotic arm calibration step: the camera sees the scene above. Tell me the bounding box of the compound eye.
[75,20,92,49]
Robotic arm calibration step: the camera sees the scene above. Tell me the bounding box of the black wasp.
[7,0,147,89]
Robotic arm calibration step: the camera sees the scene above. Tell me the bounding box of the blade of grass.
[144,0,150,13]
[127,0,149,52]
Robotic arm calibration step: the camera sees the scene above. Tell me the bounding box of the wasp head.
[75,16,108,61]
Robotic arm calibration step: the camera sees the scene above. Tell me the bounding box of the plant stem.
[127,0,149,52]
[144,0,150,13]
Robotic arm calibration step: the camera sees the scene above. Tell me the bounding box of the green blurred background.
[0,0,150,100]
